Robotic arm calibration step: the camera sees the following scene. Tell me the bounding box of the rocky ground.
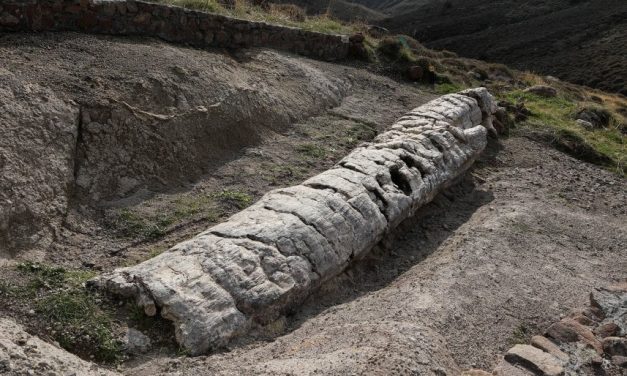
[123,134,626,375]
[0,30,625,375]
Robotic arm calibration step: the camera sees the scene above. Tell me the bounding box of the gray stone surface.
[92,88,498,354]
[124,328,152,354]
[0,318,120,376]
[505,344,565,376]
[590,284,627,335]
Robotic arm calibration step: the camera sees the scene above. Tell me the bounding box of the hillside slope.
[382,0,627,95]
[279,0,627,95]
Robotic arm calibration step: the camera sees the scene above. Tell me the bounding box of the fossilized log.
[91,88,498,355]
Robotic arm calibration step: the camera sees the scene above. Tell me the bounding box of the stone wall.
[91,88,499,355]
[0,0,350,61]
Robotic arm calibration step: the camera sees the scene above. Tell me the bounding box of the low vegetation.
[152,0,357,34]
[108,188,253,241]
[498,89,625,175]
[6,262,121,363]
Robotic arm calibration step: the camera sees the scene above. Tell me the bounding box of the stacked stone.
[0,0,349,60]
[91,88,499,355]
[463,283,627,376]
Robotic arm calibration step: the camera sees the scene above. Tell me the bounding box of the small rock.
[0,12,19,26]
[124,328,151,354]
[349,33,365,43]
[570,312,594,326]
[367,25,389,38]
[505,344,564,376]
[492,359,534,376]
[602,337,626,357]
[523,85,558,98]
[589,355,604,366]
[595,322,620,338]
[531,335,569,362]
[546,318,602,354]
[576,119,594,130]
[407,65,424,81]
[611,355,627,368]
[576,108,612,129]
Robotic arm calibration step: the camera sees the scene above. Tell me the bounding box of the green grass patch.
[435,82,464,95]
[297,143,328,159]
[37,291,121,362]
[156,0,224,12]
[509,323,530,345]
[213,189,253,209]
[502,90,625,174]
[111,194,220,240]
[13,262,121,363]
[153,0,358,35]
[345,121,377,145]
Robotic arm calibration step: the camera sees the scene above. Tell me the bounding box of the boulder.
[531,335,569,362]
[492,359,534,376]
[546,318,602,353]
[505,344,565,376]
[590,286,627,334]
[603,337,627,357]
[611,355,627,368]
[524,85,558,98]
[595,322,620,338]
[576,108,612,129]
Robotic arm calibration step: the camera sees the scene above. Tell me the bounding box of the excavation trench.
[0,43,353,257]
[90,88,500,355]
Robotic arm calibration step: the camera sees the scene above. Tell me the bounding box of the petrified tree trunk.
[91,88,498,355]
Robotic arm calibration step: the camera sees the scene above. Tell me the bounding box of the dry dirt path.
[128,135,626,375]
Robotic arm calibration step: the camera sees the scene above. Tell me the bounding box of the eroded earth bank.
[1,29,626,376]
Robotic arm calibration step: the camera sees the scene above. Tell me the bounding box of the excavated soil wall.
[92,88,499,355]
[0,0,350,60]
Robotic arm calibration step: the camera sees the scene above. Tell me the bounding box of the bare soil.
[126,134,626,375]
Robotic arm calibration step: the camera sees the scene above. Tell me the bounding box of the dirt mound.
[0,32,350,256]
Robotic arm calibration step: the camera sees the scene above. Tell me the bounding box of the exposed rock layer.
[92,88,498,354]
